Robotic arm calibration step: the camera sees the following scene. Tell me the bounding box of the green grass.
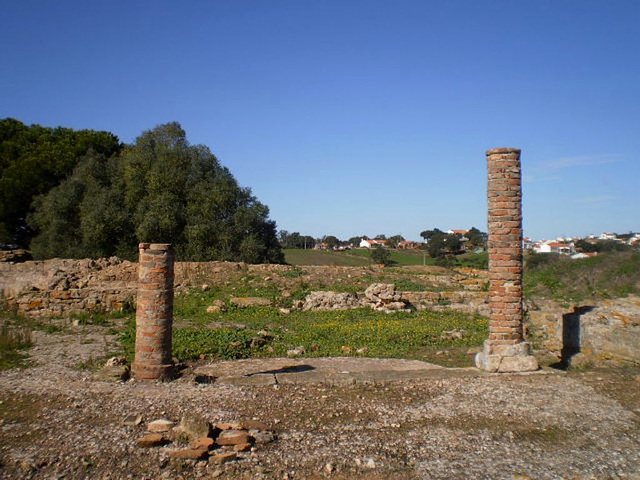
[0,325,32,370]
[394,278,428,291]
[284,248,489,269]
[284,249,372,266]
[346,248,436,266]
[68,309,134,326]
[524,251,640,302]
[455,252,489,269]
[120,295,488,365]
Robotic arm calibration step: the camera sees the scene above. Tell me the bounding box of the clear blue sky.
[2,1,639,241]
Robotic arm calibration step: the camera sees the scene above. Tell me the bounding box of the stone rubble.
[133,414,275,467]
[1,257,491,319]
[301,291,361,311]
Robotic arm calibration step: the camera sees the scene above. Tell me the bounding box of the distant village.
[524,231,640,258]
[307,229,640,259]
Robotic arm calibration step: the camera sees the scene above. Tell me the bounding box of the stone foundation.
[475,341,539,373]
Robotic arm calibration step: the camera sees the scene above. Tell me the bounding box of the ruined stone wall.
[0,257,138,317]
[1,258,489,318]
[0,259,306,318]
[527,296,640,364]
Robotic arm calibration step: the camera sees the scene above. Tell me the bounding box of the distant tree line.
[419,227,487,258]
[574,239,632,253]
[0,119,284,263]
[278,227,488,259]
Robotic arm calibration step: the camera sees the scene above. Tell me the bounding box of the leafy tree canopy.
[371,244,392,266]
[420,228,443,241]
[25,121,284,263]
[347,236,363,246]
[0,118,121,245]
[425,231,462,258]
[465,227,487,249]
[322,235,340,248]
[278,231,315,249]
[387,234,406,248]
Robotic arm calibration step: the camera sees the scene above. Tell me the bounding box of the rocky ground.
[1,323,639,480]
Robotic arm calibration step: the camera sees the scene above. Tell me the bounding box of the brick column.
[132,243,174,380]
[475,148,538,372]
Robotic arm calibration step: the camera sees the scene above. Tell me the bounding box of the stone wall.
[527,296,640,364]
[0,257,138,317]
[0,258,265,318]
[1,257,489,318]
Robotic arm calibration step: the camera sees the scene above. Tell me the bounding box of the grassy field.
[524,251,640,303]
[118,289,487,367]
[347,248,434,266]
[285,248,489,269]
[283,249,371,266]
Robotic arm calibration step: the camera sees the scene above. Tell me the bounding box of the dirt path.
[1,325,639,480]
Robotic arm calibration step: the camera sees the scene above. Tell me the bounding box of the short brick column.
[475,148,538,372]
[132,243,175,380]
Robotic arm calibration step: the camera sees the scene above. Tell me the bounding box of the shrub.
[371,246,392,266]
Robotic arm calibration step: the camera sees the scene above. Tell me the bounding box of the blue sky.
[2,1,638,241]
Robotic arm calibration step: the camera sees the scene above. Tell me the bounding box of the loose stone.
[148,419,175,432]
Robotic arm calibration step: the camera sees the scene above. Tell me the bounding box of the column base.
[132,362,174,381]
[475,341,539,373]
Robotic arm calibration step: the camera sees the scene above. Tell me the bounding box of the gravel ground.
[1,325,639,480]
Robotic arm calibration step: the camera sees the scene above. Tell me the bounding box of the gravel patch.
[1,325,639,479]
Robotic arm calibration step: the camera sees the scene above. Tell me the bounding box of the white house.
[599,232,617,241]
[534,241,574,255]
[359,239,387,248]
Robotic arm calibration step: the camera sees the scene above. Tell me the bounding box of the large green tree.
[28,122,284,263]
[425,231,461,257]
[465,227,487,250]
[0,118,121,245]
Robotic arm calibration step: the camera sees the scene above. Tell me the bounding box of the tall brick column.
[475,148,538,372]
[132,243,175,380]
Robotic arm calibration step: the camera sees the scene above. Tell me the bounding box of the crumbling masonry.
[132,243,175,380]
[475,148,539,372]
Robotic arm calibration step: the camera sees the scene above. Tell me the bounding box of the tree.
[0,118,121,245]
[426,231,461,258]
[575,239,598,253]
[302,235,315,249]
[466,227,487,250]
[323,235,340,249]
[371,245,392,266]
[278,231,315,249]
[347,236,363,247]
[420,228,443,242]
[28,122,284,263]
[387,234,405,248]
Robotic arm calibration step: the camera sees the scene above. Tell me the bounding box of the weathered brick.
[486,147,524,344]
[132,243,174,381]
